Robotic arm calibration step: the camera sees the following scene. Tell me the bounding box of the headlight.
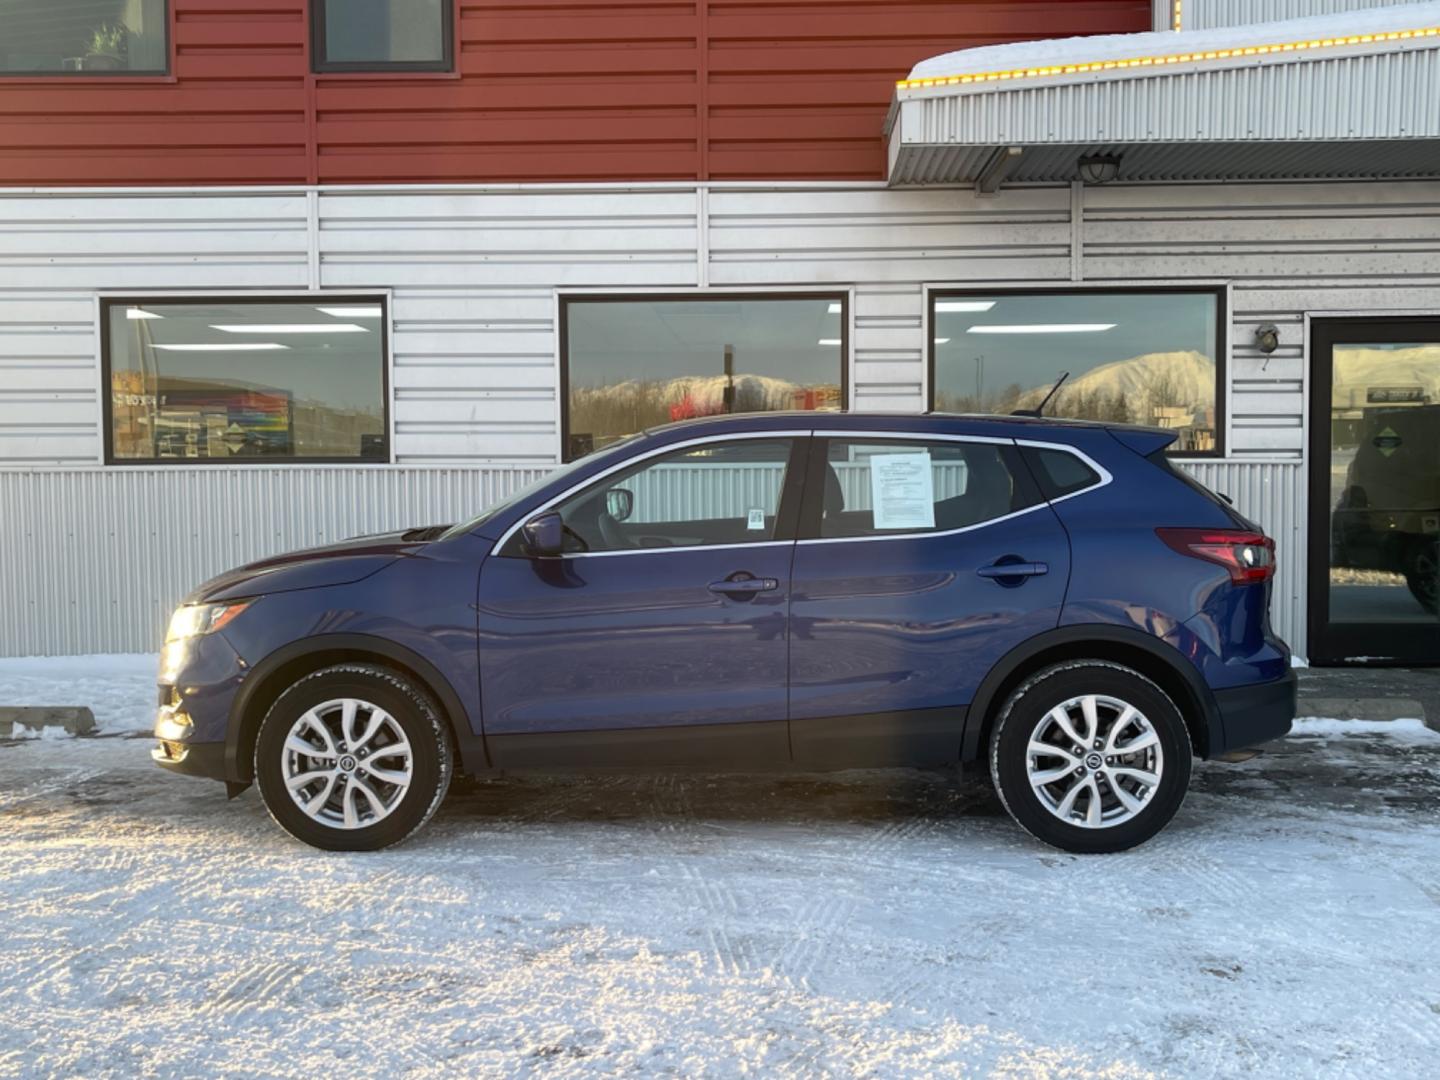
[166,600,252,643]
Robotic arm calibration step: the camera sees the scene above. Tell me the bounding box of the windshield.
[438,433,647,541]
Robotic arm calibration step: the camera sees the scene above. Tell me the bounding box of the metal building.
[2,0,1439,664]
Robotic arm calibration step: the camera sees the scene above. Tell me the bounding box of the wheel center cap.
[338,754,357,772]
[1085,752,1104,771]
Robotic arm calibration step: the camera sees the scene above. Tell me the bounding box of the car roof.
[642,410,1165,439]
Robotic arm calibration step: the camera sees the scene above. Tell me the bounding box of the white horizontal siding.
[0,466,546,657]
[319,189,699,464]
[1184,0,1434,31]
[1083,180,1440,456]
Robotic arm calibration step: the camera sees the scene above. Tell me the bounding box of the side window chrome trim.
[1014,438,1114,505]
[492,429,812,556]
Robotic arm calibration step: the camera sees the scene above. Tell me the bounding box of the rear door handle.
[977,561,1049,580]
[708,576,779,595]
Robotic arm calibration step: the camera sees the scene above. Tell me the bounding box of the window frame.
[926,284,1229,459]
[559,291,851,463]
[98,292,393,467]
[496,431,813,558]
[797,431,1064,544]
[0,0,172,79]
[310,0,455,74]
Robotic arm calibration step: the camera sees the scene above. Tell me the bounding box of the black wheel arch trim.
[224,633,488,783]
[960,624,1222,763]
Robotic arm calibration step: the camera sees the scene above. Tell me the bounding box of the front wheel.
[989,661,1192,854]
[254,663,453,851]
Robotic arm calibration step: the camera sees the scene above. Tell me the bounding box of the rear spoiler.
[1107,426,1177,457]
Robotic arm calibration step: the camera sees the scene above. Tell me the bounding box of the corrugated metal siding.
[889,44,1440,184]
[0,466,545,656]
[0,0,1151,187]
[1184,0,1434,31]
[0,457,1302,657]
[1178,459,1306,649]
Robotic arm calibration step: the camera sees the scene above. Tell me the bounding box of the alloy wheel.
[281,698,413,830]
[1025,693,1165,830]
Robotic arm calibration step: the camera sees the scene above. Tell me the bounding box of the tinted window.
[932,290,1222,455]
[105,298,387,463]
[1027,448,1101,499]
[313,0,451,71]
[1,0,167,75]
[542,439,795,554]
[563,296,845,459]
[817,440,1037,539]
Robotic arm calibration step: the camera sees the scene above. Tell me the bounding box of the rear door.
[787,433,1071,767]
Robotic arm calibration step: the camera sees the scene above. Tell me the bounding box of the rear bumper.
[1212,669,1296,754]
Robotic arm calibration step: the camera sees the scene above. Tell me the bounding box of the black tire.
[989,661,1192,854]
[254,663,453,851]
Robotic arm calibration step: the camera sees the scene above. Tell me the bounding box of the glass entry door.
[1309,318,1440,664]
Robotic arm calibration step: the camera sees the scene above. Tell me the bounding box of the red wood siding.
[0,0,1150,187]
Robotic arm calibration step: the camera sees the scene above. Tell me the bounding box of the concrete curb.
[0,706,97,737]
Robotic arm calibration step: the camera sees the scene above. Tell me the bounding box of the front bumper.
[1212,668,1296,754]
[151,738,228,781]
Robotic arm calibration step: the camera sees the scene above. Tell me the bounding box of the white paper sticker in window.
[747,508,766,531]
[870,452,936,531]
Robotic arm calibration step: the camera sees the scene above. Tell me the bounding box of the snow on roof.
[906,1,1440,82]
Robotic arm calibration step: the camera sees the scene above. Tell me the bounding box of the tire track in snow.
[0,767,105,812]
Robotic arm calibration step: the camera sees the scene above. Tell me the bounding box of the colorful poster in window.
[155,389,293,458]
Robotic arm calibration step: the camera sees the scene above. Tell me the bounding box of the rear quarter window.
[1025,448,1101,500]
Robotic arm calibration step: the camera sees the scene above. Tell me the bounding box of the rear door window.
[808,438,1040,540]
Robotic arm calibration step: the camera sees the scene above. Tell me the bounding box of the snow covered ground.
[3,663,1440,1076]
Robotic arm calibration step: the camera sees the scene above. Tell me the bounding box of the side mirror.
[521,511,565,558]
[605,487,634,522]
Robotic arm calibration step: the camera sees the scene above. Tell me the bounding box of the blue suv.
[152,413,1294,853]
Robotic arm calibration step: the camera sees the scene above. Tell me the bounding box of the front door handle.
[977,561,1049,580]
[708,575,779,597]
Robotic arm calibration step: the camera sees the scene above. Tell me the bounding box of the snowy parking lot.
[3,658,1440,1077]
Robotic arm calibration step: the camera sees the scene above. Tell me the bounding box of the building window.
[930,288,1225,456]
[102,297,389,464]
[0,0,168,75]
[311,0,453,73]
[562,294,847,460]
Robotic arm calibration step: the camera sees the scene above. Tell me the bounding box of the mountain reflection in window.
[564,296,845,459]
[931,291,1221,455]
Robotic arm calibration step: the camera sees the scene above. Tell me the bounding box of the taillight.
[1156,528,1276,585]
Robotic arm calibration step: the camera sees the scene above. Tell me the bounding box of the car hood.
[186,527,443,604]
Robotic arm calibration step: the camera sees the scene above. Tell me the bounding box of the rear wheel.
[254,664,453,851]
[989,661,1192,854]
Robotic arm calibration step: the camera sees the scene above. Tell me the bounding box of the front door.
[1309,318,1440,665]
[476,434,805,766]
[787,434,1072,766]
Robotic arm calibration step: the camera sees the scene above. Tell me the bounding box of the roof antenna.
[1012,371,1069,418]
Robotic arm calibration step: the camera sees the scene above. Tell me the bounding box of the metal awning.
[885,3,1440,187]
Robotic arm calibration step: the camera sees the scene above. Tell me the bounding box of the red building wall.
[0,0,1150,187]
